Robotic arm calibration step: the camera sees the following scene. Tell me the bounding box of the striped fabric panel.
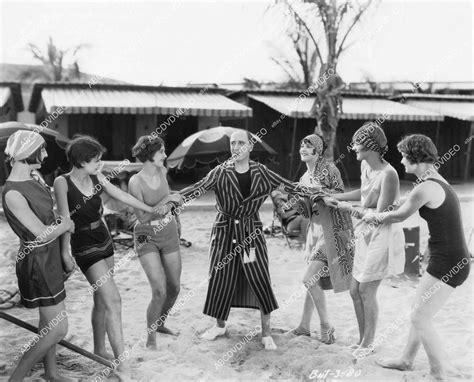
[180,161,314,320]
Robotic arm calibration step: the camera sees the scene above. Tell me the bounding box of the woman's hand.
[154,203,171,216]
[61,250,77,281]
[167,193,183,205]
[322,196,338,208]
[362,212,381,225]
[60,216,75,233]
[144,205,156,213]
[336,201,353,211]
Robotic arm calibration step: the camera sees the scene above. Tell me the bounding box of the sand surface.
[0,202,473,381]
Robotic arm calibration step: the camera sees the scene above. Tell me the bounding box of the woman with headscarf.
[288,134,354,344]
[2,131,75,381]
[324,123,405,357]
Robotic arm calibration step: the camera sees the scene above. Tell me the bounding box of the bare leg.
[9,302,68,382]
[296,261,329,333]
[359,279,382,348]
[42,345,59,380]
[377,325,418,371]
[85,260,130,376]
[261,311,277,349]
[378,273,453,380]
[156,250,181,335]
[296,292,314,333]
[261,312,271,337]
[138,251,168,348]
[349,277,364,344]
[92,284,113,360]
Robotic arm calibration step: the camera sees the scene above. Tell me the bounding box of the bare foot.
[156,326,178,336]
[114,363,132,382]
[94,349,115,361]
[44,375,78,382]
[429,366,445,381]
[376,357,414,371]
[352,346,375,359]
[286,326,311,336]
[347,342,361,350]
[146,339,158,351]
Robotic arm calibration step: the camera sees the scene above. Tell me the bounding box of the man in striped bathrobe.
[180,130,323,350]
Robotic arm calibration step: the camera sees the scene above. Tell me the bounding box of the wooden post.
[0,312,113,368]
[464,121,474,181]
[289,117,298,179]
[435,120,440,147]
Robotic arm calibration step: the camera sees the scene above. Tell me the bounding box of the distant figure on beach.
[271,189,309,241]
[288,134,354,344]
[128,135,183,349]
[325,123,405,357]
[362,134,470,381]
[2,131,75,381]
[179,130,323,350]
[54,135,160,380]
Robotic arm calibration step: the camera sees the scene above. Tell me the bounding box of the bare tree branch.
[286,2,324,64]
[336,1,372,59]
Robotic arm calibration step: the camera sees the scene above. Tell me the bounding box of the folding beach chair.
[270,191,307,248]
[103,205,136,250]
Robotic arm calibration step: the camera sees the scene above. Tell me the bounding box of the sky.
[0,0,472,86]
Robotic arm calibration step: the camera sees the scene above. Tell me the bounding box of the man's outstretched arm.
[179,165,222,204]
[263,165,326,201]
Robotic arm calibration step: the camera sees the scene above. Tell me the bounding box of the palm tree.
[267,16,319,89]
[22,37,89,82]
[273,0,374,160]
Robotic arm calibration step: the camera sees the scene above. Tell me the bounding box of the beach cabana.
[392,94,474,180]
[28,83,252,160]
[229,90,443,181]
[0,82,23,123]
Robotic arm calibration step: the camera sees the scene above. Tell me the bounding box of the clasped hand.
[153,193,183,215]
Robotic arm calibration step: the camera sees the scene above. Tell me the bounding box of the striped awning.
[248,94,443,121]
[0,87,11,108]
[404,100,474,121]
[39,88,252,117]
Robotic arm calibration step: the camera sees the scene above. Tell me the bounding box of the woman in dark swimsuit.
[362,134,470,381]
[2,131,75,381]
[54,136,159,380]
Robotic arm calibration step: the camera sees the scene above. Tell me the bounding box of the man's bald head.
[230,130,251,145]
[230,130,253,163]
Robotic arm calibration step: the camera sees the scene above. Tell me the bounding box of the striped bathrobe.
[180,161,321,321]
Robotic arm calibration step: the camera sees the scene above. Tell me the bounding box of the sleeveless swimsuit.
[62,174,114,273]
[419,179,470,287]
[133,169,179,257]
[2,177,66,308]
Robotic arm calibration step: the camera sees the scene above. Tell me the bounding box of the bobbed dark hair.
[66,135,107,168]
[397,134,439,164]
[131,135,165,163]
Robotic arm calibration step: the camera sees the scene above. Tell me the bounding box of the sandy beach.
[0,201,472,382]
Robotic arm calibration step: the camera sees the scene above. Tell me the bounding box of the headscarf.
[302,134,324,156]
[352,123,388,157]
[5,130,45,161]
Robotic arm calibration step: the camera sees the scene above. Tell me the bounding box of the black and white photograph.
[0,0,472,381]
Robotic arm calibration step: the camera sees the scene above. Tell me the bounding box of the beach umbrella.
[0,121,70,148]
[0,122,71,185]
[167,126,277,170]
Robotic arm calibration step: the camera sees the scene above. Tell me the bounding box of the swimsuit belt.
[77,219,102,231]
